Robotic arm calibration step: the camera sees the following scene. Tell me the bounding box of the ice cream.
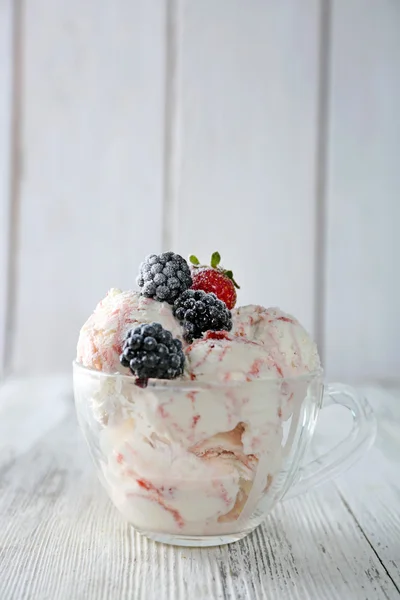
[99,418,257,534]
[185,330,284,382]
[77,288,185,373]
[92,372,285,535]
[74,252,322,540]
[76,329,302,534]
[232,305,320,375]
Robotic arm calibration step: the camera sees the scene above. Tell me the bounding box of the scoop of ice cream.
[232,305,320,375]
[185,331,281,382]
[100,418,249,533]
[77,288,184,373]
[98,395,284,533]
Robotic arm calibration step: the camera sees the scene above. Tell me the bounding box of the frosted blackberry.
[173,289,232,343]
[120,322,185,381]
[136,252,192,304]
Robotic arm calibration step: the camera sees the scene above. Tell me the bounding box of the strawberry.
[189,252,240,310]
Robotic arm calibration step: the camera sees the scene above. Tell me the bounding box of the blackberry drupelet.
[136,252,192,304]
[173,289,232,343]
[120,322,185,380]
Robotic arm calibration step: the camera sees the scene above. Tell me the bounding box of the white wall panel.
[12,0,166,374]
[0,0,14,377]
[324,1,400,381]
[2,0,399,381]
[172,1,321,335]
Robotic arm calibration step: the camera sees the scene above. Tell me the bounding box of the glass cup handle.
[284,383,377,500]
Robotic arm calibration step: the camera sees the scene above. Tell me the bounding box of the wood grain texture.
[0,0,14,376]
[0,379,399,600]
[172,0,320,335]
[334,387,400,592]
[324,1,400,381]
[11,0,166,374]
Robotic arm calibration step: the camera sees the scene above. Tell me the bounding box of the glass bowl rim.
[73,360,324,392]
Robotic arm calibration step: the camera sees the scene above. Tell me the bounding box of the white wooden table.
[0,377,399,600]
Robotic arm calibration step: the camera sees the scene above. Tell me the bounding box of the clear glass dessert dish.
[73,362,376,547]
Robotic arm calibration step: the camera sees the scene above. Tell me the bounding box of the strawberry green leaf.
[224,270,240,289]
[189,255,200,265]
[232,277,240,289]
[211,251,221,268]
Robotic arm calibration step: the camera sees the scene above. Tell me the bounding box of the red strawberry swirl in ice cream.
[232,305,320,376]
[77,289,185,373]
[185,333,283,382]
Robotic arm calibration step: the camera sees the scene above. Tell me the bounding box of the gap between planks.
[338,490,400,597]
[162,0,180,252]
[3,0,23,377]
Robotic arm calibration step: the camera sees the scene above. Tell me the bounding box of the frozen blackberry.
[120,322,185,380]
[173,289,232,343]
[136,252,192,304]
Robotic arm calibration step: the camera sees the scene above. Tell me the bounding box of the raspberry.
[120,322,185,380]
[173,289,232,343]
[137,252,192,304]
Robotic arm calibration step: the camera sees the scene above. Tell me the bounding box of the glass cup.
[73,362,376,547]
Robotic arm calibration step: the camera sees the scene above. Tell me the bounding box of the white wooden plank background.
[0,1,398,380]
[10,0,166,374]
[173,0,320,336]
[324,0,400,381]
[0,0,14,377]
[0,380,399,600]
